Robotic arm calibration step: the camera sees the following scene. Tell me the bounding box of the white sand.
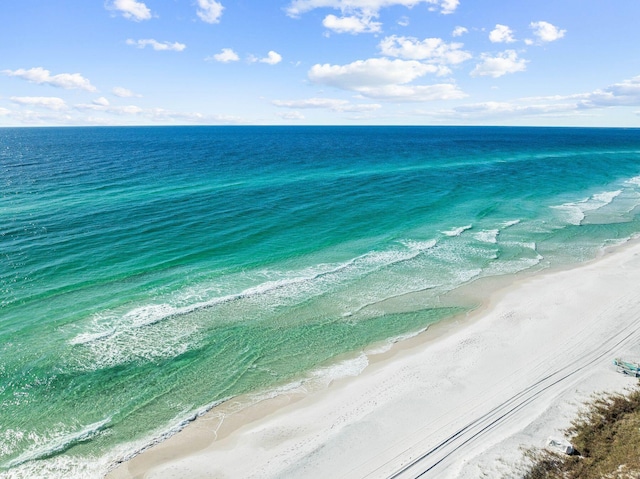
[108,241,640,479]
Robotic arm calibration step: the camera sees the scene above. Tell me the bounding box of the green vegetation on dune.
[520,384,640,479]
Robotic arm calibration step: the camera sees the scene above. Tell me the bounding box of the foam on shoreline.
[107,239,640,479]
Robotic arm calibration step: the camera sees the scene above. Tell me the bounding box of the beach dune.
[108,241,640,479]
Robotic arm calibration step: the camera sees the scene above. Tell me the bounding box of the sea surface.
[2,126,640,478]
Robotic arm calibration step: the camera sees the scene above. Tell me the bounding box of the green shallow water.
[2,126,640,477]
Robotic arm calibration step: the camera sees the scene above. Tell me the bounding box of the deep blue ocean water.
[2,126,640,478]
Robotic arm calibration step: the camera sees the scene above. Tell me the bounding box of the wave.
[4,418,111,470]
[502,219,521,228]
[441,225,473,237]
[365,325,432,355]
[341,285,438,318]
[69,239,439,349]
[551,189,622,226]
[474,229,499,244]
[625,175,640,187]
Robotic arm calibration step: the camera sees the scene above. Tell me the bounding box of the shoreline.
[107,239,640,478]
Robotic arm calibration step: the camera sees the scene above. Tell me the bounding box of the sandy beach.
[107,240,640,479]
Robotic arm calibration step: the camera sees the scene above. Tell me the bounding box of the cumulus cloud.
[126,39,186,51]
[323,14,382,34]
[308,57,465,101]
[489,24,516,43]
[107,0,152,21]
[287,0,459,16]
[258,51,283,65]
[272,97,382,112]
[2,67,97,92]
[196,0,224,24]
[379,35,471,65]
[112,86,141,98]
[309,58,437,89]
[578,76,640,108]
[10,96,68,111]
[207,48,240,63]
[452,26,468,37]
[287,0,458,34]
[529,21,566,43]
[470,50,527,78]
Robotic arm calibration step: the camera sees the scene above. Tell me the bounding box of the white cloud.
[75,102,144,115]
[489,24,516,43]
[0,107,10,116]
[309,58,439,90]
[530,21,566,43]
[323,14,381,34]
[277,111,306,120]
[439,0,458,14]
[452,26,468,37]
[287,0,458,16]
[208,48,240,63]
[286,0,459,33]
[397,16,410,27]
[126,39,186,51]
[93,97,110,106]
[470,50,527,78]
[112,86,141,98]
[107,0,152,21]
[357,83,466,101]
[434,76,640,121]
[273,98,381,112]
[10,96,68,111]
[144,108,244,124]
[259,51,283,65]
[308,58,465,101]
[196,0,224,24]
[452,101,571,116]
[379,35,471,65]
[2,67,97,92]
[578,76,640,108]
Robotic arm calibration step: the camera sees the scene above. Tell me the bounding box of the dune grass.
[520,384,640,479]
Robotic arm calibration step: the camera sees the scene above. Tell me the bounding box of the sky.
[1,0,640,127]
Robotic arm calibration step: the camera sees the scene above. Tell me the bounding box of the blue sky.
[1,0,640,126]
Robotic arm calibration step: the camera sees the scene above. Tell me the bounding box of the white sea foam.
[441,225,473,237]
[455,268,483,284]
[502,219,521,228]
[625,175,640,187]
[593,190,622,204]
[400,238,438,253]
[69,239,443,370]
[366,326,432,355]
[310,352,369,385]
[551,190,622,226]
[551,201,587,226]
[70,239,439,351]
[474,229,499,244]
[5,417,111,469]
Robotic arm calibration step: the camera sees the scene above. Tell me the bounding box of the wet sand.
[108,241,640,479]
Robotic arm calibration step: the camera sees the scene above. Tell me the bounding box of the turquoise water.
[2,126,640,478]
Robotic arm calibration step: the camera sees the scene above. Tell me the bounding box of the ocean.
[2,126,640,478]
